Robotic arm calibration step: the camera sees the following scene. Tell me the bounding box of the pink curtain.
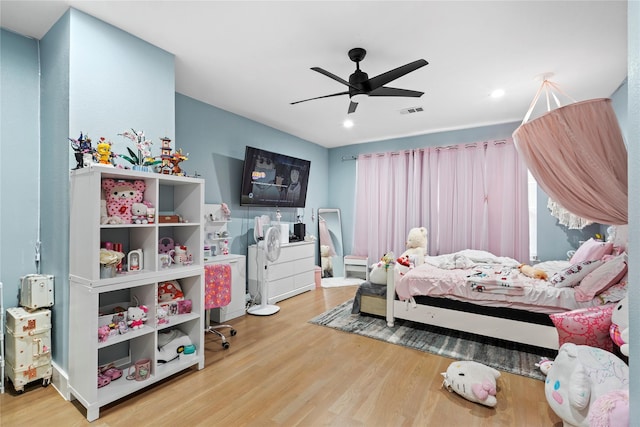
[513,98,628,225]
[352,140,530,263]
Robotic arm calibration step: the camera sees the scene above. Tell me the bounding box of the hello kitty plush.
[102,179,146,224]
[127,306,148,330]
[442,360,501,407]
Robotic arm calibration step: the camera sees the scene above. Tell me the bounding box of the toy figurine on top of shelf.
[118,128,162,171]
[157,137,189,176]
[96,137,116,166]
[69,132,94,169]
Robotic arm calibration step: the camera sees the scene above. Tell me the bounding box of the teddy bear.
[131,202,149,224]
[320,245,333,278]
[442,360,501,407]
[544,343,629,427]
[127,306,148,330]
[400,227,428,265]
[101,178,146,224]
[610,296,629,357]
[370,252,395,285]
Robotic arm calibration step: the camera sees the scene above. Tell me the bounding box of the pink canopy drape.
[513,98,628,225]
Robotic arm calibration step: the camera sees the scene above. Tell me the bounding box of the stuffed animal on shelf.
[610,296,629,357]
[545,343,629,427]
[399,227,428,265]
[320,245,333,278]
[518,264,548,280]
[101,179,146,224]
[98,324,111,343]
[442,360,501,407]
[127,306,148,330]
[369,252,395,285]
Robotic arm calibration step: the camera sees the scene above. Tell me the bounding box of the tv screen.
[240,146,311,208]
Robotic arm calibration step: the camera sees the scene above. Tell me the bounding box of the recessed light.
[343,119,354,128]
[490,89,505,98]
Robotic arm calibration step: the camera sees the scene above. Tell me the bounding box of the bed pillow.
[549,304,615,351]
[570,238,613,264]
[549,260,604,288]
[574,255,628,302]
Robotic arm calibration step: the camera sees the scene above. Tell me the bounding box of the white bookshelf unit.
[68,166,204,421]
[248,241,315,305]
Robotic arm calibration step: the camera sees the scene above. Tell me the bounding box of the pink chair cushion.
[550,304,616,351]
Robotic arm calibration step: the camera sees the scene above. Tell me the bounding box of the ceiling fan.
[291,47,428,114]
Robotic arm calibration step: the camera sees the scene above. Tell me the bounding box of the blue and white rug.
[309,299,556,380]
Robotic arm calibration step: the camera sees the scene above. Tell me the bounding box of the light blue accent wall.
[0,29,41,306]
[175,93,329,258]
[39,9,72,369]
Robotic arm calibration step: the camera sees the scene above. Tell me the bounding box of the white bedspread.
[395,252,599,314]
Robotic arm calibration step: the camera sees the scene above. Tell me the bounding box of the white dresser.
[248,241,315,304]
[204,254,247,322]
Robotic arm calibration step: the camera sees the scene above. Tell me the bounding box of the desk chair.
[204,264,237,349]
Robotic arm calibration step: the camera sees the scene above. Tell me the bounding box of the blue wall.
[175,94,329,258]
[0,29,41,308]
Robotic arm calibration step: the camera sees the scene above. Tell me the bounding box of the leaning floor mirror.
[318,208,344,278]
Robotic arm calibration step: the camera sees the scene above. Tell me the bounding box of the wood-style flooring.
[0,285,562,426]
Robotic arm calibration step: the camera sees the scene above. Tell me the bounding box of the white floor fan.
[248,225,282,315]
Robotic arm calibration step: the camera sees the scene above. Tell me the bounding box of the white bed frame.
[384,267,560,350]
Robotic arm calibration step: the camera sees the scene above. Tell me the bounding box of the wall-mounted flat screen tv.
[240,146,311,208]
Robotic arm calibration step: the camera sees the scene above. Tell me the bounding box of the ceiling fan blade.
[368,86,424,98]
[348,101,358,114]
[311,67,361,90]
[366,59,428,91]
[290,91,349,105]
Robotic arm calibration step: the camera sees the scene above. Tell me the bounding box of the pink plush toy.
[127,306,148,330]
[101,179,146,224]
[588,389,629,427]
[98,324,111,343]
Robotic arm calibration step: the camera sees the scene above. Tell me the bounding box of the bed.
[383,247,628,351]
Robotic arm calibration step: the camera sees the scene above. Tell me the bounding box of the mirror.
[318,208,344,278]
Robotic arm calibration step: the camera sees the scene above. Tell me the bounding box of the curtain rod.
[342,139,509,159]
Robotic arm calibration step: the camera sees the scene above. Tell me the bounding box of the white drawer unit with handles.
[248,241,315,304]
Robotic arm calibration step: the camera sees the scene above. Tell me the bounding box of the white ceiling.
[1,1,628,148]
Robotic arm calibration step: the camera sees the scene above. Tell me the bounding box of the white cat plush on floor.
[442,361,501,407]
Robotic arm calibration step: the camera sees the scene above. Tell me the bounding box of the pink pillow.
[549,259,603,288]
[550,304,616,351]
[570,238,613,264]
[574,255,628,302]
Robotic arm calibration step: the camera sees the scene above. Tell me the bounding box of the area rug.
[321,277,365,288]
[309,299,556,381]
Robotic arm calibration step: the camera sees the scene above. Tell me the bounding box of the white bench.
[344,255,369,281]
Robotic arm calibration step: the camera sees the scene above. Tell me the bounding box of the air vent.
[399,106,424,115]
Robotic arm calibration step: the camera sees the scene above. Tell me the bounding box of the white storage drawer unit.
[5,307,52,391]
[248,241,315,304]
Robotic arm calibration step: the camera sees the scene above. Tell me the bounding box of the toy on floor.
[535,357,554,376]
[545,343,629,427]
[588,389,629,427]
[320,244,333,277]
[441,360,501,407]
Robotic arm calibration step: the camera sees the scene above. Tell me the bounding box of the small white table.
[344,256,369,281]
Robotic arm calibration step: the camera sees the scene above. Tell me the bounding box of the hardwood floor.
[0,286,562,426]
